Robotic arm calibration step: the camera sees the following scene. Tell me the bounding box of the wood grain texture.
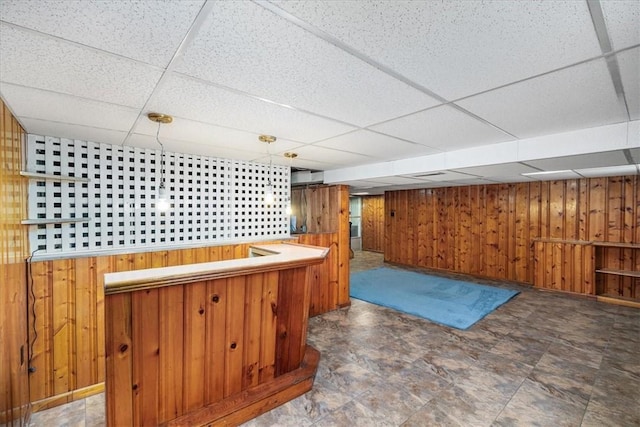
[291,184,350,309]
[105,264,316,425]
[27,240,290,407]
[362,195,384,252]
[385,177,640,298]
[0,99,29,426]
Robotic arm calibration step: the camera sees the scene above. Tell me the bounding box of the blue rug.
[350,267,519,330]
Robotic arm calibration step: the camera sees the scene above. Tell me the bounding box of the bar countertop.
[103,243,329,295]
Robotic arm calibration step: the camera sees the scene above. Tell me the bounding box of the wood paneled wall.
[385,176,640,293]
[362,195,384,252]
[291,185,350,307]
[0,99,29,426]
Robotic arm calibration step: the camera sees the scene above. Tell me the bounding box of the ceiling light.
[148,112,173,212]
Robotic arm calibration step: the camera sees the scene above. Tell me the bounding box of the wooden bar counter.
[103,243,327,426]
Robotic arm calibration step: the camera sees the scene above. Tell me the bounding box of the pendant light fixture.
[259,135,277,205]
[148,112,173,212]
[284,152,297,215]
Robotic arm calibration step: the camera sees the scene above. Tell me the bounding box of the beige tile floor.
[29,250,640,426]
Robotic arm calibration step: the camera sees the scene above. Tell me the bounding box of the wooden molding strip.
[30,383,105,413]
[163,346,320,427]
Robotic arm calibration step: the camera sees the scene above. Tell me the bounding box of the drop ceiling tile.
[174,1,439,127]
[523,151,630,170]
[601,0,640,50]
[362,176,424,185]
[289,145,376,167]
[255,155,334,172]
[341,180,389,189]
[126,134,258,161]
[617,48,640,120]
[1,83,139,131]
[485,176,537,184]
[272,0,601,100]
[0,0,204,67]
[576,164,639,178]
[630,148,640,163]
[457,59,627,139]
[0,24,161,108]
[148,74,356,143]
[523,170,583,181]
[20,118,127,146]
[315,130,440,160]
[132,116,303,154]
[452,162,540,177]
[406,170,474,182]
[370,105,513,150]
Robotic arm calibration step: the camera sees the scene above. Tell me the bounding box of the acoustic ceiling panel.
[271,0,602,100]
[288,145,375,167]
[0,0,204,67]
[315,130,440,160]
[0,23,162,108]
[174,1,440,127]
[147,74,356,143]
[20,118,128,146]
[452,162,540,178]
[617,48,640,120]
[601,0,640,50]
[523,150,630,170]
[0,83,139,132]
[576,164,639,178]
[133,116,303,155]
[126,133,259,161]
[457,59,627,139]
[370,104,513,149]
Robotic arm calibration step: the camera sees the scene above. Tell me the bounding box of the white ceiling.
[0,0,638,194]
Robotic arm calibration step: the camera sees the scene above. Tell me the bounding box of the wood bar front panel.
[0,99,29,426]
[362,195,384,252]
[105,268,312,426]
[385,176,640,293]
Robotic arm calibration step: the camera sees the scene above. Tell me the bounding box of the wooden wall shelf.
[20,171,90,182]
[22,218,90,225]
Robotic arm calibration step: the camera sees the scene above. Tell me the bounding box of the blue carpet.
[350,267,519,330]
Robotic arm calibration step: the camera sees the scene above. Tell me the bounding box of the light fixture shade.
[264,184,274,205]
[157,182,170,212]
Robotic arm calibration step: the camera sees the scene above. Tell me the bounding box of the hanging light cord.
[156,123,165,186]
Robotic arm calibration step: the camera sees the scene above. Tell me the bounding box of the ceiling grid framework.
[0,0,638,194]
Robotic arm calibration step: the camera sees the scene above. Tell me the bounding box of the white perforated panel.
[26,135,290,256]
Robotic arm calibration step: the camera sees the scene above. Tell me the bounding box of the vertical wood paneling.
[385,176,640,295]
[158,285,184,420]
[105,292,133,427]
[131,289,159,427]
[1,99,29,426]
[182,282,207,410]
[205,279,226,404]
[361,195,384,252]
[105,262,315,426]
[224,276,245,398]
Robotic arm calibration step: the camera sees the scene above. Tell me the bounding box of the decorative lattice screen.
[25,135,290,256]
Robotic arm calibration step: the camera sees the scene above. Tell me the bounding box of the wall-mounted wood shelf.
[20,171,90,182]
[22,218,90,225]
[595,268,640,278]
[594,242,639,307]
